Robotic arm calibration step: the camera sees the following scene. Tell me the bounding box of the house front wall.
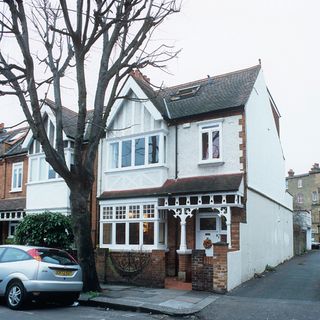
[26,180,70,214]
[0,154,28,244]
[167,114,243,179]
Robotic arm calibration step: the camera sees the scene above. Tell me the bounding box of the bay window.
[107,132,166,170]
[100,202,167,250]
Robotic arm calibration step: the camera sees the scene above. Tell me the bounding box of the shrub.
[15,212,74,249]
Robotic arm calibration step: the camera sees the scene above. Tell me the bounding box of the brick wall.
[230,207,242,251]
[95,249,166,288]
[178,254,192,281]
[192,250,213,291]
[212,242,228,293]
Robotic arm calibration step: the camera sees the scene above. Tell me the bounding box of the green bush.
[15,212,74,249]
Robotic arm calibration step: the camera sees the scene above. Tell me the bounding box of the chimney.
[0,123,4,133]
[130,69,150,84]
[310,163,320,174]
[288,169,295,177]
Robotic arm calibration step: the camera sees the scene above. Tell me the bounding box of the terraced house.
[96,65,293,292]
[1,64,293,292]
[0,124,28,244]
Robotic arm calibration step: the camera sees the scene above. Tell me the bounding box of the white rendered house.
[97,65,293,291]
[22,100,76,215]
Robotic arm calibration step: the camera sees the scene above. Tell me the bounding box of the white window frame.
[28,155,60,183]
[298,179,302,188]
[198,120,223,164]
[106,131,167,172]
[297,193,304,204]
[99,199,167,251]
[312,191,318,203]
[11,162,23,192]
[8,221,19,238]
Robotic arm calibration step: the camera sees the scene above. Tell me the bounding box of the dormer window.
[170,85,200,101]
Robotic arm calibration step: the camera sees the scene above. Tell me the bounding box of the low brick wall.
[192,250,213,291]
[212,242,228,293]
[95,249,166,288]
[192,242,228,292]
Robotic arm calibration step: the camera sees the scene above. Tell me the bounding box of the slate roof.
[0,198,26,211]
[133,65,261,120]
[99,173,243,200]
[44,99,79,139]
[44,99,94,140]
[0,127,28,157]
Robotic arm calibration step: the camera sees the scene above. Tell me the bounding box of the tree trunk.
[70,188,101,292]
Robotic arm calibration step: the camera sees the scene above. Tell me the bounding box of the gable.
[21,103,68,149]
[107,76,164,138]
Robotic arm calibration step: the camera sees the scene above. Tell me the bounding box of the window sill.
[10,189,22,193]
[99,245,168,251]
[106,163,168,173]
[198,160,224,167]
[26,178,64,186]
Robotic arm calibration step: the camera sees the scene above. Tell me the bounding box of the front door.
[196,211,225,256]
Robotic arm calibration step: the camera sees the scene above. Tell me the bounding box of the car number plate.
[55,270,73,276]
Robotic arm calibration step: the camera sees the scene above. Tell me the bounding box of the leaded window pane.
[135,138,145,166]
[116,223,125,244]
[129,223,139,244]
[148,135,159,164]
[143,222,154,245]
[121,140,132,167]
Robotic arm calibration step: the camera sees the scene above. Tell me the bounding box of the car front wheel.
[5,281,27,310]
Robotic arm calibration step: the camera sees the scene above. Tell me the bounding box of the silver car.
[0,245,83,309]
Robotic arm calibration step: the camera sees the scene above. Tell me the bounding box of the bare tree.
[0,0,179,291]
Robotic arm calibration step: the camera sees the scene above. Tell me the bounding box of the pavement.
[79,284,218,316]
[79,251,320,318]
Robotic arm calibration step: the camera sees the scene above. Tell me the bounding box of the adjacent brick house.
[96,65,293,292]
[286,164,320,243]
[0,124,28,244]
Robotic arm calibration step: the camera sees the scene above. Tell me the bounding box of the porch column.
[173,208,193,253]
[226,207,231,249]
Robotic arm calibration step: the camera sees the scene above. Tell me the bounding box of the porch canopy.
[0,198,26,221]
[100,173,244,252]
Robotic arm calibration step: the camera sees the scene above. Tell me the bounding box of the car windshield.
[37,249,77,265]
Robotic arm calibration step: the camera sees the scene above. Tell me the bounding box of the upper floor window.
[312,191,318,203]
[199,122,222,163]
[298,179,302,188]
[297,193,304,204]
[29,157,59,182]
[108,133,166,170]
[11,162,23,192]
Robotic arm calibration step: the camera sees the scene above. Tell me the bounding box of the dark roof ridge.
[44,98,78,116]
[162,64,261,92]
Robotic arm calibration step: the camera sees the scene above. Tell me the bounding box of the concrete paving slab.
[79,284,218,316]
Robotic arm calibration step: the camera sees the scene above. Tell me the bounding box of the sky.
[1,0,320,175]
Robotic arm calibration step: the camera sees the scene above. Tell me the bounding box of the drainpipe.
[175,124,178,179]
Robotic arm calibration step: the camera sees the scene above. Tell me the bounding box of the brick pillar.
[95,248,107,282]
[192,250,213,291]
[213,242,228,293]
[231,209,242,250]
[150,250,166,287]
[178,253,192,281]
